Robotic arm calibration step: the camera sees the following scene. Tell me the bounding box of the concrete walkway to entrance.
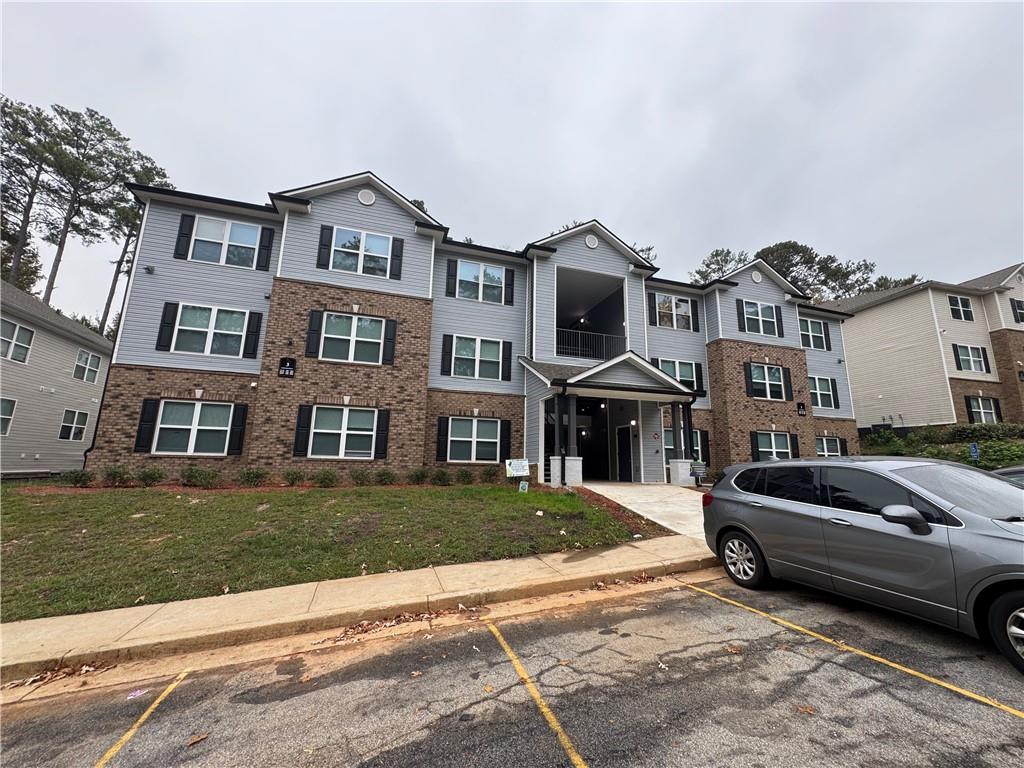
[585,482,710,542]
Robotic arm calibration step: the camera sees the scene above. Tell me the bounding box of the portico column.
[681,401,695,460]
[563,394,583,486]
[567,395,578,457]
[550,395,564,487]
[670,402,683,460]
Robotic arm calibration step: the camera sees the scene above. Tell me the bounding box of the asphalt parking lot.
[3,574,1022,767]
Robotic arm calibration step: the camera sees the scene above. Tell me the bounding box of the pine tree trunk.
[42,199,75,305]
[100,232,133,331]
[10,162,44,286]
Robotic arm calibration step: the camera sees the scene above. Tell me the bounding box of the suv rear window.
[765,466,817,504]
[733,468,764,494]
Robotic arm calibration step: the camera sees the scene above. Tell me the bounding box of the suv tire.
[719,530,770,589]
[988,590,1024,675]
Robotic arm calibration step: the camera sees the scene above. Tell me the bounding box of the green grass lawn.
[0,484,663,622]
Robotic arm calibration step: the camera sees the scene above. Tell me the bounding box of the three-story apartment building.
[88,172,859,485]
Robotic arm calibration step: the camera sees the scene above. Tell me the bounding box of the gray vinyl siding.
[532,231,647,363]
[116,202,278,374]
[586,360,663,387]
[714,267,801,348]
[279,186,433,298]
[639,400,665,483]
[523,368,551,465]
[705,289,722,341]
[429,251,527,394]
[1,310,109,474]
[801,314,855,420]
[644,285,710,409]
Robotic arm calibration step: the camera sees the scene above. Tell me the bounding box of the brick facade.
[987,328,1024,423]
[949,376,1021,425]
[423,388,525,477]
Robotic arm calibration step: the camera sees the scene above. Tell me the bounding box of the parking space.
[2,576,1021,767]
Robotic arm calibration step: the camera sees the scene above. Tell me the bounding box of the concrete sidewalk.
[0,535,715,681]
[585,482,707,538]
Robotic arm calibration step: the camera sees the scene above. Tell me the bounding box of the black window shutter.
[952,344,963,370]
[243,312,262,359]
[256,227,274,271]
[445,260,458,297]
[690,299,700,332]
[651,356,660,370]
[374,409,390,459]
[743,362,754,397]
[293,405,313,456]
[695,363,704,393]
[750,432,760,461]
[994,399,1003,422]
[830,378,840,409]
[699,431,710,468]
[316,225,333,269]
[382,319,397,365]
[389,238,403,280]
[173,214,194,260]
[782,368,793,401]
[964,396,975,423]
[500,420,512,461]
[441,334,453,376]
[504,268,515,305]
[736,299,746,332]
[790,434,800,458]
[839,437,849,456]
[501,340,512,381]
[305,310,323,357]
[227,404,248,455]
[823,322,832,351]
[647,292,657,326]
[981,347,990,373]
[156,302,179,351]
[436,417,449,461]
[774,305,785,337]
[133,399,161,452]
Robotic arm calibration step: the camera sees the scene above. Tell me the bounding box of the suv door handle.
[828,518,852,527]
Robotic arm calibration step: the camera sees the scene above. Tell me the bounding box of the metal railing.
[555,328,627,360]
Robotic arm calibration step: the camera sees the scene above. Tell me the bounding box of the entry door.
[616,426,632,482]
[820,468,957,626]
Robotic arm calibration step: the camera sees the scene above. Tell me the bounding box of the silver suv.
[702,457,1024,673]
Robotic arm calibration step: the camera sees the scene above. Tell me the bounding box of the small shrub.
[236,467,270,487]
[180,465,221,489]
[431,468,451,486]
[102,465,132,487]
[407,467,430,484]
[135,467,166,487]
[282,469,305,487]
[375,469,398,485]
[454,468,474,485]
[59,469,93,488]
[312,469,338,488]
[350,467,373,486]
[479,465,502,484]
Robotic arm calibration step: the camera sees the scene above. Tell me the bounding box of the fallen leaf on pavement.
[187,733,209,747]
[483,685,494,693]
[558,659,570,666]
[411,671,422,678]
[726,646,743,655]
[657,661,668,670]
[797,705,815,716]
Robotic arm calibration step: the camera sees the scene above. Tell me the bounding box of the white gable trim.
[721,258,805,297]
[519,359,553,386]
[996,264,1024,287]
[531,221,655,269]
[565,351,693,393]
[277,172,443,226]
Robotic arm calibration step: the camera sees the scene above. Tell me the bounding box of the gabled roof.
[820,282,927,314]
[519,352,700,398]
[718,258,809,299]
[1,281,113,353]
[958,263,1023,290]
[276,171,443,226]
[528,220,657,270]
[126,183,297,221]
[564,351,693,392]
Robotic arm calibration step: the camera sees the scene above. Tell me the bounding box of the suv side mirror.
[881,504,931,535]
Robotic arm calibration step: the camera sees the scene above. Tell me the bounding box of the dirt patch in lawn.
[574,487,672,538]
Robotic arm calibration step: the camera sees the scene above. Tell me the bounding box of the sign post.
[505,459,530,492]
[969,442,980,464]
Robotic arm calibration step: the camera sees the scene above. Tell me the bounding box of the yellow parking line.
[486,622,588,768]
[682,582,1024,720]
[94,670,190,768]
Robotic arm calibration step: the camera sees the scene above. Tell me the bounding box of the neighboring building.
[824,264,1024,431]
[88,172,859,486]
[1,281,113,475]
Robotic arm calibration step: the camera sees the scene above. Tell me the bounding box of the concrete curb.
[0,554,717,681]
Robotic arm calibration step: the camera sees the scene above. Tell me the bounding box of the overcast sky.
[3,1,1022,318]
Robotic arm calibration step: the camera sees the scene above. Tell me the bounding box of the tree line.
[1,97,172,337]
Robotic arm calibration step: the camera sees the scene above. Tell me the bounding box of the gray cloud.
[3,1,1021,317]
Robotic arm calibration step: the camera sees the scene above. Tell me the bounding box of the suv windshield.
[893,464,1024,518]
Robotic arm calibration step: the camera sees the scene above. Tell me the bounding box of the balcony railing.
[555,328,627,360]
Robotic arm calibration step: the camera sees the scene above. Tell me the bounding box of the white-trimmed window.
[968,396,999,424]
[308,406,377,459]
[948,295,974,322]
[755,431,792,461]
[657,359,697,390]
[953,344,986,373]
[172,304,247,358]
[448,417,500,463]
[73,349,101,383]
[331,226,391,278]
[190,216,260,269]
[800,318,826,350]
[321,313,384,364]
[655,293,693,330]
[153,401,233,455]
[1,398,15,435]
[1,318,34,363]
[816,436,842,457]
[452,336,502,380]
[663,429,702,462]
[457,260,504,304]
[58,409,89,441]
[742,301,778,336]
[751,363,785,400]
[809,376,836,409]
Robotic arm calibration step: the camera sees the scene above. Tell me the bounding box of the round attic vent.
[585,234,599,249]
[357,188,376,206]
[751,270,763,283]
